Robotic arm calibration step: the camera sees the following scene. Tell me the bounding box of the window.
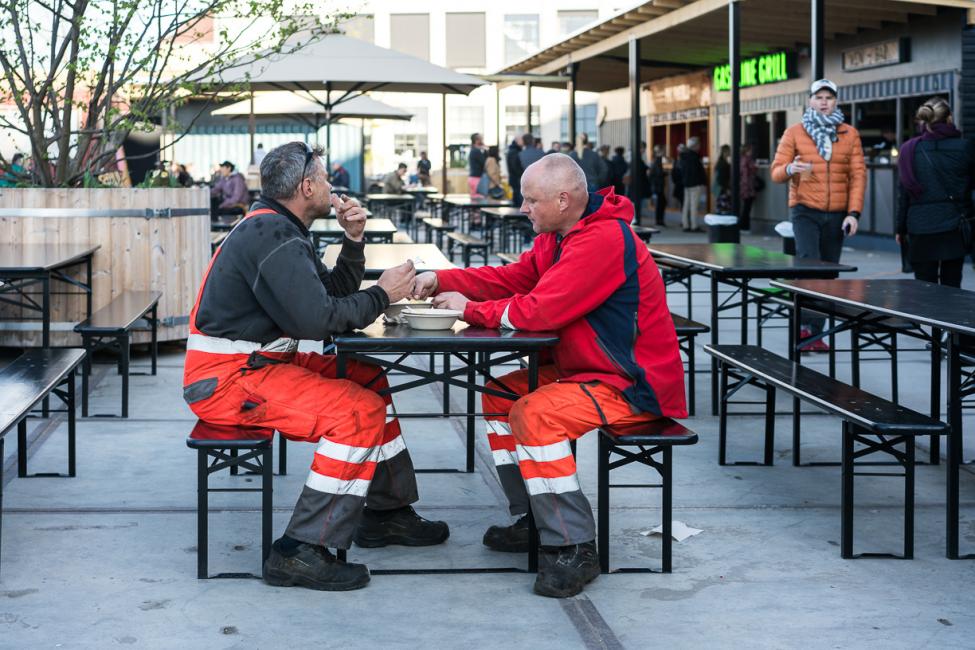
[447,106,484,145]
[557,10,598,37]
[504,15,539,66]
[445,13,486,69]
[393,134,428,158]
[342,15,374,43]
[390,14,429,60]
[559,104,598,142]
[504,105,540,143]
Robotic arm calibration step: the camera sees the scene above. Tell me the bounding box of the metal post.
[325,84,332,170]
[567,63,578,146]
[442,93,448,193]
[526,82,533,135]
[360,118,367,194]
[811,0,825,81]
[248,93,256,165]
[729,0,741,224]
[628,37,644,223]
[495,83,501,146]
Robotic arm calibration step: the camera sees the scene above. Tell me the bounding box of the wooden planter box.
[0,187,210,347]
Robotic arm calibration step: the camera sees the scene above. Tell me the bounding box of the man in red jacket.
[414,153,686,597]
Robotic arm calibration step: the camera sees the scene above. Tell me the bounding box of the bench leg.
[791,396,802,467]
[718,363,729,466]
[120,333,130,418]
[841,422,854,559]
[890,332,899,403]
[662,446,673,574]
[462,246,470,268]
[197,449,209,579]
[82,338,91,418]
[904,437,915,559]
[262,445,273,565]
[828,315,836,378]
[851,326,861,388]
[17,419,27,478]
[68,368,76,477]
[929,328,942,465]
[763,385,776,466]
[687,337,696,417]
[151,304,158,376]
[278,434,288,475]
[596,437,610,573]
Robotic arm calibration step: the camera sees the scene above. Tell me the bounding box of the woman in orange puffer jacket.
[771,79,866,351]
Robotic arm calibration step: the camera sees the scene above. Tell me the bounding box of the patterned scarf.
[801,107,846,162]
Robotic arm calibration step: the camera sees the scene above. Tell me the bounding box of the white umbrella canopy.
[210,34,485,95]
[212,92,414,121]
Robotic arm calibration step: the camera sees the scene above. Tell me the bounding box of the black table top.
[443,196,513,208]
[0,244,101,273]
[772,278,975,336]
[648,243,856,277]
[333,320,558,352]
[322,243,453,277]
[480,207,525,218]
[310,218,397,234]
[75,290,162,333]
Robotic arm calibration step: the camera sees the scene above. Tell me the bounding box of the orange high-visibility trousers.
[482,365,659,546]
[188,352,417,549]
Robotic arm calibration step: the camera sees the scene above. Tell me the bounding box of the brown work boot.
[263,539,369,591]
[482,514,530,553]
[533,541,600,598]
[353,505,450,548]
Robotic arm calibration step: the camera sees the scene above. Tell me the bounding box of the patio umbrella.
[212,93,414,190]
[207,34,486,185]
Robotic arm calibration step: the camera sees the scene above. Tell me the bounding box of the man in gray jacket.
[184,142,448,592]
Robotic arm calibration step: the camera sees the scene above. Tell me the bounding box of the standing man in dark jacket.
[609,146,628,196]
[679,138,707,231]
[183,142,448,592]
[506,137,524,206]
[518,133,545,175]
[648,145,668,226]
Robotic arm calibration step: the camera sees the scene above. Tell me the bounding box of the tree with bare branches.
[0,0,343,187]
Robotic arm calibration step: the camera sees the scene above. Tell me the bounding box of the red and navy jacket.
[435,187,687,418]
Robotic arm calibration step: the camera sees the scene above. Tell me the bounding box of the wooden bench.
[671,313,709,416]
[705,344,949,558]
[422,217,456,249]
[74,290,162,418]
[497,252,520,266]
[631,225,660,242]
[446,232,489,267]
[186,420,274,579]
[0,349,85,572]
[597,419,698,573]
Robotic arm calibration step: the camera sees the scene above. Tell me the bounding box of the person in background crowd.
[468,133,486,197]
[648,145,668,227]
[176,163,194,188]
[679,138,706,232]
[739,144,759,230]
[518,133,545,174]
[507,136,525,206]
[548,141,561,155]
[211,161,249,215]
[714,144,732,215]
[771,79,865,353]
[896,97,975,288]
[383,163,408,194]
[671,143,686,212]
[559,142,572,154]
[416,151,432,186]
[482,145,504,199]
[597,144,612,187]
[254,143,267,165]
[570,133,607,191]
[330,161,351,189]
[609,146,628,196]
[0,153,26,186]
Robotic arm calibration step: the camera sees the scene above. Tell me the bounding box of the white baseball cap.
[809,79,838,96]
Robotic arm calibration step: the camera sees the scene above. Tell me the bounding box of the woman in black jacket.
[896,97,975,287]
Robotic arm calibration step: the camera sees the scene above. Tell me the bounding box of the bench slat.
[447,232,487,246]
[75,291,162,334]
[601,418,698,445]
[671,314,709,335]
[705,344,947,435]
[497,252,520,265]
[0,348,85,434]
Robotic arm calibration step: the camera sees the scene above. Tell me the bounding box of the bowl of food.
[402,307,462,330]
[383,301,432,324]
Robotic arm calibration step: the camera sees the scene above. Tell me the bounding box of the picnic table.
[773,277,975,560]
[309,218,398,248]
[647,243,856,414]
[0,244,101,347]
[479,207,529,253]
[322,243,453,279]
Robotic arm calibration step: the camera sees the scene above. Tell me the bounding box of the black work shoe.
[263,539,369,591]
[353,506,450,548]
[482,514,530,553]
[533,541,600,598]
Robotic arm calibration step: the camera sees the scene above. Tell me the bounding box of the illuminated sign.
[713,51,796,92]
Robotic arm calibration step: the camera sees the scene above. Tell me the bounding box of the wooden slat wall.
[0,188,209,347]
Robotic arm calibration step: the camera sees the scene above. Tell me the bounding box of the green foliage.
[0,0,349,187]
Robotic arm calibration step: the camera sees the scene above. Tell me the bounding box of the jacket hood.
[565,187,634,235]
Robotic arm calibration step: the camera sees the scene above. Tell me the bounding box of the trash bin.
[704,214,739,243]
[774,221,795,255]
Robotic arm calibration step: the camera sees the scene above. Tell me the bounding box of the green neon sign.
[713,51,795,91]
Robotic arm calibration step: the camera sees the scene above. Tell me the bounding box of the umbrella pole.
[360,118,366,194]
[325,84,332,169]
[248,92,256,165]
[441,93,447,193]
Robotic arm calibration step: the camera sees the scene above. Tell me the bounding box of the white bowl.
[383,301,432,323]
[402,307,462,330]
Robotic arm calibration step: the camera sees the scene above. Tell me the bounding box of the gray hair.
[260,142,325,200]
[687,137,700,150]
[524,152,587,198]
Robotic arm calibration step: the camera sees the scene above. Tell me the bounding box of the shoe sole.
[482,541,529,553]
[532,569,600,599]
[353,529,450,548]
[262,566,370,591]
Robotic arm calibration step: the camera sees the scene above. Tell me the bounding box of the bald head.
[519,153,591,236]
[522,153,588,201]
